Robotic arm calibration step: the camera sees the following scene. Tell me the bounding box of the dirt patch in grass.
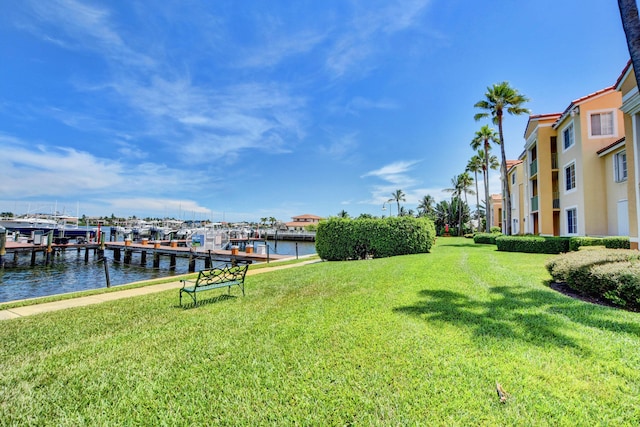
[549,281,640,312]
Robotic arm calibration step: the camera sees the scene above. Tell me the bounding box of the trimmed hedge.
[602,236,631,249]
[495,235,570,254]
[473,232,502,245]
[546,249,640,308]
[569,236,630,251]
[315,216,436,261]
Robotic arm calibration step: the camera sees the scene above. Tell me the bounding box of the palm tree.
[474,82,530,235]
[619,0,640,87]
[337,210,349,219]
[390,189,406,217]
[470,125,498,231]
[445,175,464,235]
[434,200,451,235]
[466,156,483,231]
[467,157,484,232]
[417,195,435,218]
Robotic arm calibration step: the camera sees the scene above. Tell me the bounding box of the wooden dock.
[0,238,288,271]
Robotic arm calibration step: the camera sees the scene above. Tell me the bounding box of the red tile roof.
[596,137,626,155]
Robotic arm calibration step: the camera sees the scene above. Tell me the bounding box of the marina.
[0,213,318,303]
[0,239,317,303]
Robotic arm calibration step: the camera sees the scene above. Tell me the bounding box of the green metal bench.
[179,263,249,306]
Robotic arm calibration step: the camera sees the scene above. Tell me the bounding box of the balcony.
[553,192,560,209]
[529,159,538,177]
[531,195,539,212]
[551,153,558,170]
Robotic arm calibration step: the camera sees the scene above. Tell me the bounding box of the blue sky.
[0,0,632,222]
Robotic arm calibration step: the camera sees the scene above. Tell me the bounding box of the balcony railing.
[529,159,538,177]
[551,153,558,170]
[553,192,560,209]
[531,195,539,212]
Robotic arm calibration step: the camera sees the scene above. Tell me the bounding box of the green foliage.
[490,226,501,233]
[315,216,436,261]
[473,232,502,245]
[569,237,604,252]
[589,262,640,307]
[569,236,630,251]
[304,223,318,232]
[496,235,570,254]
[602,236,631,249]
[545,248,640,282]
[546,248,640,307]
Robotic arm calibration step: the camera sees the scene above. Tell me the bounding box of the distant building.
[285,214,323,231]
[490,194,502,231]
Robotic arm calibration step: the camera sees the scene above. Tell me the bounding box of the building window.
[565,163,576,191]
[563,123,574,150]
[511,173,515,185]
[615,150,627,182]
[590,111,614,137]
[567,208,577,234]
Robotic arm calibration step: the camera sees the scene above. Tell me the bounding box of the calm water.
[0,240,316,303]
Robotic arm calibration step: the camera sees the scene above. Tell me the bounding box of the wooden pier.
[0,236,288,271]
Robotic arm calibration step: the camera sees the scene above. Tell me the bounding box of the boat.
[0,217,59,233]
[0,215,96,243]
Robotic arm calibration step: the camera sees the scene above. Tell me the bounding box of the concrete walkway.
[0,259,320,320]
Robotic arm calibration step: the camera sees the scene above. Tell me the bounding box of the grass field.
[1,238,639,425]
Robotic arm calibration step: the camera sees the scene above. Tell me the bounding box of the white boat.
[0,217,59,232]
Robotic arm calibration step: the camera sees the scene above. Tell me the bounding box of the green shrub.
[585,262,640,308]
[496,235,570,254]
[569,237,604,252]
[464,233,475,239]
[473,232,502,245]
[315,216,436,261]
[490,226,501,233]
[603,236,631,249]
[545,249,640,282]
[546,249,640,306]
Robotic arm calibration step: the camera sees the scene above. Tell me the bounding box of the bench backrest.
[195,264,249,288]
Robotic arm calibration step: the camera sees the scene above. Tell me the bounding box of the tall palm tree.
[466,156,483,231]
[337,210,349,219]
[470,125,499,231]
[445,175,465,236]
[417,194,435,218]
[474,82,530,234]
[390,189,406,217]
[459,172,475,233]
[619,0,640,87]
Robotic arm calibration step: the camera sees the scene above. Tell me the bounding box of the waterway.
[0,240,316,303]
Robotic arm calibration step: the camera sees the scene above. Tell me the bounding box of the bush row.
[480,234,630,254]
[569,236,630,251]
[473,232,502,245]
[546,249,640,308]
[315,216,436,261]
[496,235,570,254]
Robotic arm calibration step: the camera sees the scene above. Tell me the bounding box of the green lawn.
[1,238,639,425]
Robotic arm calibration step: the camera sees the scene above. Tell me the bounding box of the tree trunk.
[473,170,480,232]
[484,140,491,232]
[619,0,640,87]
[497,112,512,235]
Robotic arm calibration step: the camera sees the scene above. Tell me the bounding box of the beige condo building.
[511,84,625,237]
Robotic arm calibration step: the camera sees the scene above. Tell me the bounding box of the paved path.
[0,259,320,320]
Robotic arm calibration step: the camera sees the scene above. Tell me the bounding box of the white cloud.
[0,134,216,201]
[105,198,212,216]
[325,0,432,77]
[24,0,154,68]
[317,131,359,162]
